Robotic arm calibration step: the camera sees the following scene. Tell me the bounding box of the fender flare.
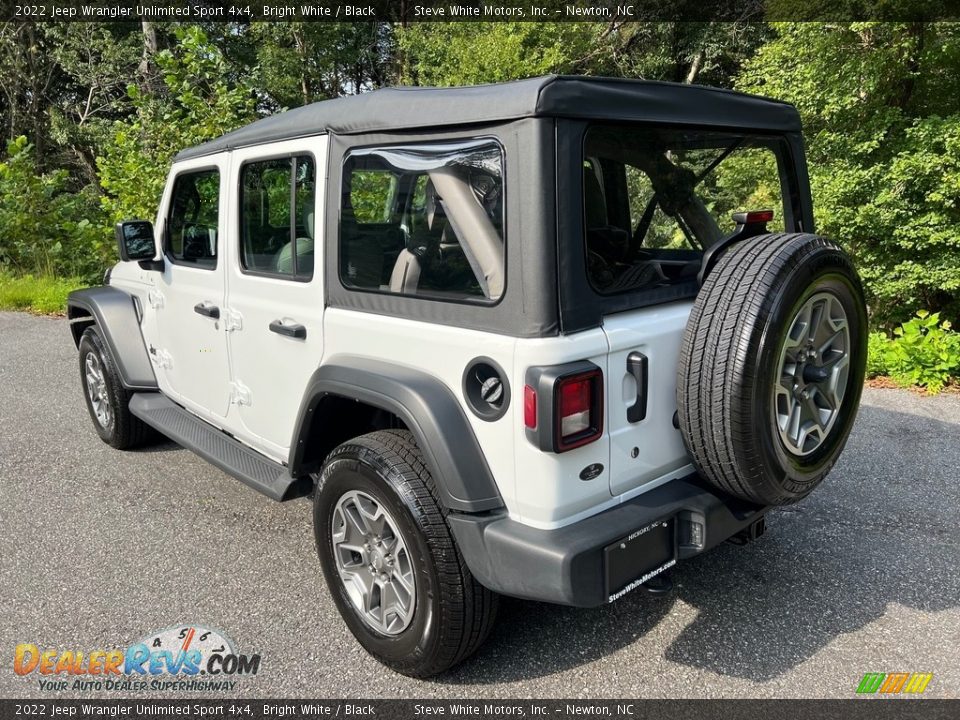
[67,286,158,391]
[290,358,504,513]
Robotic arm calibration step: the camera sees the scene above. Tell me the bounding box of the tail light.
[555,369,603,451]
[523,385,538,429]
[524,362,603,453]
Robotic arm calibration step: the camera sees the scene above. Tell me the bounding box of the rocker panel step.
[129,393,308,501]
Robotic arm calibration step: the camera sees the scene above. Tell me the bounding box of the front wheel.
[313,430,498,677]
[78,326,155,449]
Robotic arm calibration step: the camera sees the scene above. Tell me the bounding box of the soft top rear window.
[583,125,791,296]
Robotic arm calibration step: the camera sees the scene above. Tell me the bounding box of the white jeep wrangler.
[68,76,867,677]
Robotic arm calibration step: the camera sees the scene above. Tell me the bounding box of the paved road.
[1,311,958,699]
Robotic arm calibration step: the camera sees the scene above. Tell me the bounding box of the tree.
[396,21,769,88]
[738,22,960,326]
[252,23,394,109]
[98,26,256,223]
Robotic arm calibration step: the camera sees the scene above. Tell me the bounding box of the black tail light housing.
[524,361,604,453]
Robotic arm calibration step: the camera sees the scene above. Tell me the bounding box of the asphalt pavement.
[1,311,958,699]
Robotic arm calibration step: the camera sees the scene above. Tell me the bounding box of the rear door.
[224,138,327,462]
[581,126,791,497]
[604,303,695,496]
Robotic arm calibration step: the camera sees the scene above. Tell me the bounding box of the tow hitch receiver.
[727,516,767,546]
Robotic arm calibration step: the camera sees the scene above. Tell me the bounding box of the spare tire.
[677,232,867,506]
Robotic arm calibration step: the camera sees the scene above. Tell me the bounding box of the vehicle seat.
[584,169,630,263]
[389,180,444,294]
[276,196,315,275]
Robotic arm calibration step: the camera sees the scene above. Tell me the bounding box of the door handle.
[193,302,220,319]
[269,319,307,340]
[626,351,648,423]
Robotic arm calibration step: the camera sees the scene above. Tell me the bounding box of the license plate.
[604,517,676,602]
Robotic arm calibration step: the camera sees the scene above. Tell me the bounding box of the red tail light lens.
[734,209,774,225]
[555,369,603,451]
[523,385,537,429]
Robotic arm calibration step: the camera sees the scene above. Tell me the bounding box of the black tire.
[313,430,498,677]
[78,326,155,449]
[677,233,867,506]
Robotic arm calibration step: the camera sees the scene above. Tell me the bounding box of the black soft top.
[175,75,802,161]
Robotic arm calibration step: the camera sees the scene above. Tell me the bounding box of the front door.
[150,158,232,423]
[224,139,327,462]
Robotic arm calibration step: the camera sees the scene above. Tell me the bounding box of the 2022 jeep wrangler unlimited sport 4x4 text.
[67,76,866,677]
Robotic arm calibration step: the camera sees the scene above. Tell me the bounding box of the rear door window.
[239,155,315,280]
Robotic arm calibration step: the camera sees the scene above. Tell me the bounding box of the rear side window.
[240,155,315,280]
[583,126,789,295]
[166,169,220,269]
[340,140,505,303]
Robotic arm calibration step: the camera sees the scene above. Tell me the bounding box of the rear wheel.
[677,232,867,506]
[78,326,155,449]
[314,430,498,677]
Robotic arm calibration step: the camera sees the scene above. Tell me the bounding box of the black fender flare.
[67,286,158,391]
[290,358,504,513]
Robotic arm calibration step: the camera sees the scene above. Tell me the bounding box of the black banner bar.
[0,0,958,23]
[1,700,959,720]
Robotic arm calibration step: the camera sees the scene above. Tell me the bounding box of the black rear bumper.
[448,473,768,607]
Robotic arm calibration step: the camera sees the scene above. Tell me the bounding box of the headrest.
[301,193,315,241]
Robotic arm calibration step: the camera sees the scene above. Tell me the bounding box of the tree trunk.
[138,20,157,91]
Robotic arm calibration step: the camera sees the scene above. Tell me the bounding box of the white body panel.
[147,153,233,426]
[602,301,695,497]
[122,136,696,532]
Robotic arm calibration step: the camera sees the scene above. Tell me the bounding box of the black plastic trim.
[130,393,309,501]
[698,215,771,285]
[626,351,648,423]
[290,358,503,512]
[66,286,158,391]
[462,356,511,422]
[447,472,768,607]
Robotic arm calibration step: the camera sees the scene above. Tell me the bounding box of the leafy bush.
[0,137,110,283]
[868,311,960,393]
[738,23,960,330]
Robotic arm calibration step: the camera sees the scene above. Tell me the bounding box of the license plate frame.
[604,516,677,602]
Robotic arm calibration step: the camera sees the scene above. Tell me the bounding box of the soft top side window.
[166,168,220,270]
[340,140,505,304]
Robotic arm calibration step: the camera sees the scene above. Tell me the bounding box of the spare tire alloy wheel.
[774,291,851,456]
[677,233,867,507]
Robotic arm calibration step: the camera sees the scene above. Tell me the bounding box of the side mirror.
[115,220,157,262]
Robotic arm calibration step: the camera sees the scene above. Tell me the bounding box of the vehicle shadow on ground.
[438,403,960,684]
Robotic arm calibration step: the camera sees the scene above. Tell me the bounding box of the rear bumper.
[448,473,768,607]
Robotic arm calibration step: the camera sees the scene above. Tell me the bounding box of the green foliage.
[252,23,393,107]
[868,311,960,393]
[0,272,83,315]
[738,23,960,328]
[397,23,594,86]
[98,26,256,223]
[0,136,109,282]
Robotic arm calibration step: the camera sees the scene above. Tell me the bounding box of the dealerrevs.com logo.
[13,625,261,693]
